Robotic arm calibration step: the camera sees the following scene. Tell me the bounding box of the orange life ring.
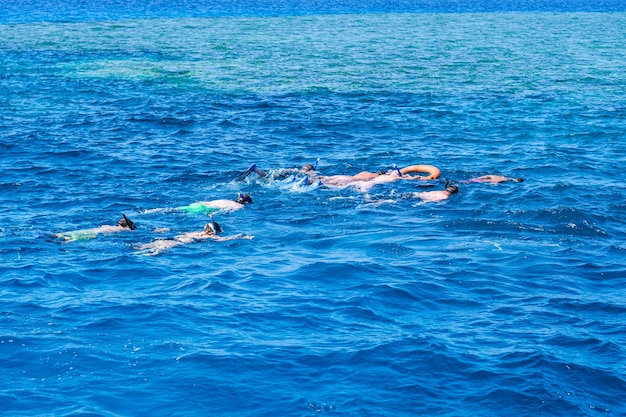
[400,164,441,180]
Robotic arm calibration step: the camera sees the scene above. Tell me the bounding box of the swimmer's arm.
[401,174,425,181]
[211,234,254,242]
[400,173,440,181]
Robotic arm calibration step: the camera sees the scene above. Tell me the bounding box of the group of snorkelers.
[53,160,523,255]
[53,193,255,255]
[239,160,522,197]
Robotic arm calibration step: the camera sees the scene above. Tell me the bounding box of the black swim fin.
[237,164,257,181]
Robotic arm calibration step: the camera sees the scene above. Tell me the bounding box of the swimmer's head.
[118,214,136,230]
[207,215,223,234]
[302,163,315,172]
[204,221,222,235]
[512,177,524,182]
[236,193,253,204]
[445,184,459,194]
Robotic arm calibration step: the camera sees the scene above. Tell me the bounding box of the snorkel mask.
[445,182,459,194]
[204,217,223,235]
[236,193,253,204]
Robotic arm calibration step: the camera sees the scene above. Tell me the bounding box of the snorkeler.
[402,182,459,203]
[238,161,317,181]
[54,214,136,242]
[177,193,253,215]
[135,216,253,256]
[462,175,524,184]
[240,161,440,192]
[318,164,441,192]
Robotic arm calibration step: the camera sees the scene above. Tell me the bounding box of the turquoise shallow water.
[1,7,626,417]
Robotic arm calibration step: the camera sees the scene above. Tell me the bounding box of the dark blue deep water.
[1,1,626,416]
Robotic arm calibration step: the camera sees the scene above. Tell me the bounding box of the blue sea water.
[2,0,626,416]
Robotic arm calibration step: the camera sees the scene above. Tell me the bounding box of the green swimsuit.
[177,203,219,215]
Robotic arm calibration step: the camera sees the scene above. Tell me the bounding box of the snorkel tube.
[393,163,402,177]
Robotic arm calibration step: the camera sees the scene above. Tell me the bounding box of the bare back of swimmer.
[319,171,381,186]
[319,164,441,189]
[54,214,136,242]
[177,193,253,215]
[405,183,459,202]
